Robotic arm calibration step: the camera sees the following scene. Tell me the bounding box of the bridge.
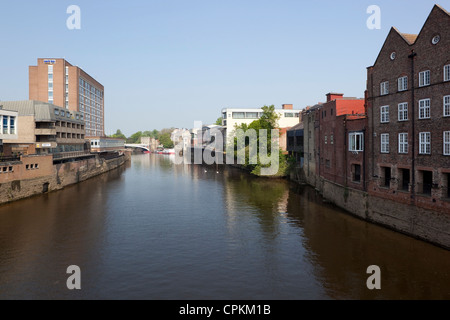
[125,144,150,152]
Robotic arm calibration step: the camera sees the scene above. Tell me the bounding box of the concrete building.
[1,100,86,155]
[221,104,301,151]
[29,58,105,137]
[366,4,450,211]
[0,106,18,156]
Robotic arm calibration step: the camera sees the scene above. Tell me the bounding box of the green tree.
[127,131,143,144]
[231,105,288,177]
[110,129,126,140]
[159,132,174,149]
[215,117,223,125]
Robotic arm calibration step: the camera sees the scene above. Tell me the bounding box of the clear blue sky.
[0,0,445,136]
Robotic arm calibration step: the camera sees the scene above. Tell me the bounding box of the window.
[444,131,450,156]
[419,132,431,155]
[325,135,327,144]
[9,117,15,134]
[380,106,389,123]
[380,134,389,153]
[246,112,258,119]
[352,164,361,182]
[330,135,334,145]
[398,76,408,91]
[399,169,410,192]
[445,65,450,82]
[444,96,450,117]
[419,70,430,87]
[232,112,245,119]
[285,113,294,118]
[380,81,389,95]
[349,132,364,152]
[420,170,433,195]
[399,133,408,154]
[398,103,408,121]
[382,167,391,188]
[419,99,431,119]
[2,116,8,134]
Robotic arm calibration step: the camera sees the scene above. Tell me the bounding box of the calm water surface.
[0,154,449,300]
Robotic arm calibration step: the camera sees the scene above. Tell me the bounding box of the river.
[0,154,449,300]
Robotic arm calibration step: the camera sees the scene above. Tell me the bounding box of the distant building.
[89,137,125,153]
[221,104,300,151]
[140,136,159,152]
[286,123,304,164]
[171,129,191,150]
[1,100,85,155]
[29,58,105,137]
[366,4,450,210]
[0,106,18,156]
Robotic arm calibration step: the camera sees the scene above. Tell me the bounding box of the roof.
[287,122,304,132]
[0,100,84,123]
[398,32,418,45]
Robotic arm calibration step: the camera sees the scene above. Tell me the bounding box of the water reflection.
[0,154,449,300]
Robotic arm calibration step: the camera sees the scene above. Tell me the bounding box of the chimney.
[326,93,344,102]
[282,104,293,110]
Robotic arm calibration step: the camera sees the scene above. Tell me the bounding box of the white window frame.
[349,132,364,152]
[419,99,431,119]
[444,65,450,82]
[444,131,450,156]
[380,106,389,123]
[398,76,408,91]
[419,132,431,155]
[380,81,389,95]
[419,70,430,87]
[380,134,389,154]
[398,103,408,121]
[399,133,408,154]
[444,96,450,117]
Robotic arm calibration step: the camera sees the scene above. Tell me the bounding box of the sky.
[0,0,447,137]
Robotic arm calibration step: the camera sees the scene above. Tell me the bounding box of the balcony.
[35,128,57,135]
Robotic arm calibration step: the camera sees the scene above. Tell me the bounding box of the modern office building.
[29,58,104,137]
[366,4,450,210]
[1,100,86,155]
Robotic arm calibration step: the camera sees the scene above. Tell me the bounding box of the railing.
[0,155,20,162]
[52,151,91,160]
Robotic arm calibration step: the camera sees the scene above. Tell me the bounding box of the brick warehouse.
[366,4,450,212]
[313,93,366,191]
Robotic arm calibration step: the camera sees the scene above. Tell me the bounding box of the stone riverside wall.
[0,153,130,205]
[311,176,450,250]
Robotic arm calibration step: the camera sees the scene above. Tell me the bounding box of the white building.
[221,104,301,149]
[0,106,19,156]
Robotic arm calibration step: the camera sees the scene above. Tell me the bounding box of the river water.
[0,154,449,300]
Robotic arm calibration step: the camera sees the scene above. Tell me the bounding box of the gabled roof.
[369,4,450,67]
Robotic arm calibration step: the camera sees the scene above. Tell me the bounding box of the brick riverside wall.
[315,176,450,250]
[0,153,130,205]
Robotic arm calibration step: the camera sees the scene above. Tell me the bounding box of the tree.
[159,132,174,149]
[127,131,143,144]
[215,117,223,126]
[110,129,126,140]
[231,105,288,177]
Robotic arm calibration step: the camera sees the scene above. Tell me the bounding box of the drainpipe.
[408,50,417,201]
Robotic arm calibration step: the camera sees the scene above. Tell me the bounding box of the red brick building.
[314,93,366,191]
[366,5,450,211]
[29,58,105,137]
